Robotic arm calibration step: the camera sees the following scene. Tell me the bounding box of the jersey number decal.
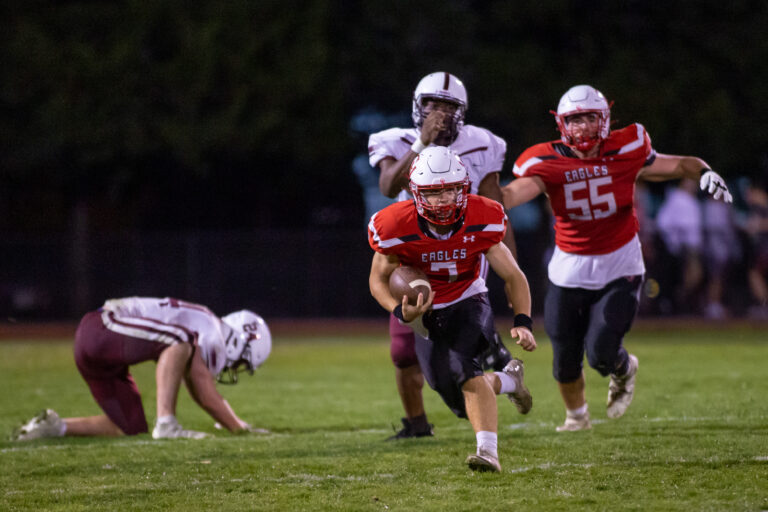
[160,298,208,312]
[431,261,458,282]
[564,177,617,220]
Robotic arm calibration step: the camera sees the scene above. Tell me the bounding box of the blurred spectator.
[655,180,704,314]
[702,196,741,319]
[742,178,768,319]
[634,181,661,314]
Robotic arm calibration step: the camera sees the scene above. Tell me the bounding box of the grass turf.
[0,326,766,511]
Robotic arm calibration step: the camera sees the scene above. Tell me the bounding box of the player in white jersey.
[502,85,732,432]
[13,297,272,441]
[367,71,516,439]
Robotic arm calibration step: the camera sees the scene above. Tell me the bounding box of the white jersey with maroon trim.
[101,296,228,377]
[513,123,655,255]
[368,195,507,307]
[368,124,507,201]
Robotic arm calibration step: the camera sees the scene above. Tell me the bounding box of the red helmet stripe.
[443,72,450,90]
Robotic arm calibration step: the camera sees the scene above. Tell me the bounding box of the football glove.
[398,315,429,340]
[700,169,732,203]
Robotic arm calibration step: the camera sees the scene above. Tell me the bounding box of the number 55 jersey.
[513,124,656,288]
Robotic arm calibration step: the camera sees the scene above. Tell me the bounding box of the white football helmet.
[553,85,612,152]
[218,310,271,384]
[409,146,470,225]
[411,72,468,144]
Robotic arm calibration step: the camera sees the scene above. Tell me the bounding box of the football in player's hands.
[389,266,431,306]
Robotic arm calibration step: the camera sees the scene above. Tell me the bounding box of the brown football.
[389,266,431,306]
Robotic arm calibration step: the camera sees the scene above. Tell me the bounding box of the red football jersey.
[368,195,507,305]
[513,123,655,255]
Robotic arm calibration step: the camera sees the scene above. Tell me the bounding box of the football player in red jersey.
[369,146,537,472]
[501,85,733,432]
[368,71,516,441]
[13,297,271,441]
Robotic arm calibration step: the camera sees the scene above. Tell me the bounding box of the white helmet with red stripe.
[218,310,271,384]
[409,146,470,225]
[412,72,468,144]
[554,85,612,152]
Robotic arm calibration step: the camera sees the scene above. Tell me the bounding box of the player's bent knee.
[391,344,418,368]
[390,332,418,368]
[553,365,582,383]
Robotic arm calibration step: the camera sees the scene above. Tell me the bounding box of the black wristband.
[513,313,533,331]
[392,304,405,322]
[699,167,712,176]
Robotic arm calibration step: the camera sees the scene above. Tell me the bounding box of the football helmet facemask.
[553,84,612,152]
[218,310,271,384]
[412,72,468,145]
[409,146,470,225]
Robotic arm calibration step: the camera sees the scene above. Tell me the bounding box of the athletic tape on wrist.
[513,313,533,331]
[410,139,427,154]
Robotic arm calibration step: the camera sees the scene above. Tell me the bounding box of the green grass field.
[1,325,766,511]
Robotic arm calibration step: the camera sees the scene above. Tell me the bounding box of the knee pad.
[553,361,583,383]
[587,349,628,377]
[389,314,418,368]
[586,352,614,377]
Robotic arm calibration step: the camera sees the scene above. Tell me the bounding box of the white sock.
[476,431,498,458]
[156,415,176,425]
[59,422,67,436]
[494,371,516,394]
[567,403,588,417]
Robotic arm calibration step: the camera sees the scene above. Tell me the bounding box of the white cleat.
[607,354,638,419]
[465,448,501,473]
[556,411,592,432]
[152,417,208,439]
[502,358,532,414]
[14,409,64,441]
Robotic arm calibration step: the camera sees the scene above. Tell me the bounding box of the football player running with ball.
[502,85,733,432]
[368,146,536,473]
[368,71,516,440]
[13,297,271,441]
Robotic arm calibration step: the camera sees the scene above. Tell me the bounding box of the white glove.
[152,417,208,439]
[700,169,732,203]
[399,316,429,340]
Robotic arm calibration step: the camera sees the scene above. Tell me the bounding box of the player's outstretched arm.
[500,176,545,209]
[183,350,247,433]
[486,242,537,351]
[638,153,732,203]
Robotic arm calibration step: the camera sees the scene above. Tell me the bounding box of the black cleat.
[385,418,434,441]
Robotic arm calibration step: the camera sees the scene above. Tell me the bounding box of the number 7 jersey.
[368,195,507,307]
[513,123,655,255]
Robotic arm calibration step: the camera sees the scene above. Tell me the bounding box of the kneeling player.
[13,296,271,440]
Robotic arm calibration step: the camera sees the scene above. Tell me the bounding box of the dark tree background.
[2,0,766,233]
[1,1,766,319]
